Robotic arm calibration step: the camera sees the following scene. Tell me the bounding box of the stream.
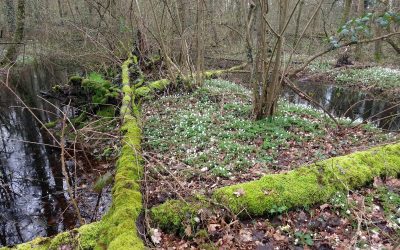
[0,64,110,247]
[282,81,400,131]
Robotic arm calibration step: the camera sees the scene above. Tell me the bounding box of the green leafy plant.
[269,205,288,215]
[294,231,314,246]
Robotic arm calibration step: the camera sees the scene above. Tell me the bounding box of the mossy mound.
[151,199,212,235]
[81,72,120,105]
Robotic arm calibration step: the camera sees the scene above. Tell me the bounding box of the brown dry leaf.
[233,188,245,197]
[207,223,220,233]
[177,243,188,250]
[373,177,383,187]
[386,177,400,188]
[220,233,234,246]
[273,231,286,241]
[184,225,192,237]
[239,229,252,242]
[320,203,330,210]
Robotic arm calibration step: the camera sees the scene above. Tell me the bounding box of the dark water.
[0,65,80,246]
[281,82,400,131]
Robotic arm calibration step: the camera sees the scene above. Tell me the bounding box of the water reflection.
[282,82,400,131]
[0,65,76,246]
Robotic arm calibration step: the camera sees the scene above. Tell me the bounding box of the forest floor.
[142,79,400,249]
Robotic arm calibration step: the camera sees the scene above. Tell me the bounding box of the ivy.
[329,11,399,48]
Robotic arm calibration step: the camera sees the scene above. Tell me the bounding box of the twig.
[60,107,84,225]
[284,77,340,126]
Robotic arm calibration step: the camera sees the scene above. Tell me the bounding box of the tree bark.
[341,0,353,26]
[355,0,365,60]
[386,39,400,54]
[4,0,16,36]
[1,0,25,65]
[293,0,304,47]
[254,0,288,119]
[374,1,386,62]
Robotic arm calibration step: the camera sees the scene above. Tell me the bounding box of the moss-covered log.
[95,56,144,249]
[135,63,246,98]
[151,142,400,230]
[0,223,101,250]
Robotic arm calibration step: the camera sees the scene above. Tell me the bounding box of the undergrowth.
[335,67,400,88]
[143,79,389,178]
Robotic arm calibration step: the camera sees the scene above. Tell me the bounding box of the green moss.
[5,222,101,250]
[151,199,208,234]
[69,75,83,86]
[48,232,72,249]
[135,79,171,98]
[95,56,144,249]
[43,120,57,129]
[122,85,133,94]
[75,223,102,249]
[82,72,120,105]
[135,86,151,97]
[149,79,170,90]
[204,70,223,79]
[7,237,50,250]
[71,112,87,127]
[96,106,115,118]
[213,143,400,216]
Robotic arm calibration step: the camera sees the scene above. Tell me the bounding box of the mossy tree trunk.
[1,0,25,65]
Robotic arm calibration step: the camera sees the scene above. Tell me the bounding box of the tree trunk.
[293,0,304,47]
[176,0,189,69]
[195,0,205,86]
[57,0,64,25]
[254,0,288,120]
[355,0,365,60]
[341,0,353,26]
[4,0,16,37]
[1,0,25,65]
[374,1,386,62]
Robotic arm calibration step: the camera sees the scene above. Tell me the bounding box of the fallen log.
[151,142,400,232]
